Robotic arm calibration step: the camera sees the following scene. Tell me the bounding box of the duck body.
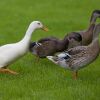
[0,41,29,68]
[38,36,67,53]
[37,36,69,56]
[47,24,100,79]
[47,39,99,71]
[30,32,82,58]
[30,37,68,58]
[0,21,47,74]
[56,40,99,70]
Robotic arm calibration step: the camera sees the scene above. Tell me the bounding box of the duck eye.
[37,23,40,25]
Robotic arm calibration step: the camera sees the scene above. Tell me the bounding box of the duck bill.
[42,26,48,32]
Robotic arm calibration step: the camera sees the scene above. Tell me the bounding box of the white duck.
[0,21,48,75]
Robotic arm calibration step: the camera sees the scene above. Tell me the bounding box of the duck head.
[67,32,82,48]
[90,10,100,24]
[68,32,82,42]
[28,21,48,32]
[29,42,42,55]
[29,41,50,58]
[92,10,100,18]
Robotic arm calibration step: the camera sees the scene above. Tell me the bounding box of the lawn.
[0,0,100,100]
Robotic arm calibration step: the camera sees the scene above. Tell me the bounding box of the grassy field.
[0,0,100,100]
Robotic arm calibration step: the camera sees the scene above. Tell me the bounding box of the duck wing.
[68,52,91,70]
[67,46,87,55]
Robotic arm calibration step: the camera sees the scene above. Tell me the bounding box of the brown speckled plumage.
[47,24,100,79]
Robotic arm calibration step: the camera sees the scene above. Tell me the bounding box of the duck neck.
[21,24,37,44]
[61,35,69,45]
[85,24,95,40]
[92,24,100,40]
[87,24,95,33]
[89,38,99,49]
[90,16,97,24]
[89,24,100,47]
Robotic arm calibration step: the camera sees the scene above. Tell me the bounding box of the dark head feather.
[29,42,37,52]
[68,32,82,42]
[93,10,100,15]
[90,10,100,23]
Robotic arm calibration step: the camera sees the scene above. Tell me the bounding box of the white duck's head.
[28,21,48,32]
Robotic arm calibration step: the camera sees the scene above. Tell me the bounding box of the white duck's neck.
[20,24,37,45]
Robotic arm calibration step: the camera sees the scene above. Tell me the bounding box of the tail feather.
[47,56,58,64]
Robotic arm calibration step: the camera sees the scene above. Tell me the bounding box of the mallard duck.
[29,32,82,58]
[47,24,100,79]
[0,21,48,75]
[29,10,100,58]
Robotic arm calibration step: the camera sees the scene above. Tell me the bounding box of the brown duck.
[47,23,100,79]
[29,32,82,58]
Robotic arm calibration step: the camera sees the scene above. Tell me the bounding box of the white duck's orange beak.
[42,26,48,32]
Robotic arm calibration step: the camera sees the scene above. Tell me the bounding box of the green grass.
[0,0,100,100]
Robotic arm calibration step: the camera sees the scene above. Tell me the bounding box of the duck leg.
[0,68,18,75]
[72,71,78,79]
[35,56,40,62]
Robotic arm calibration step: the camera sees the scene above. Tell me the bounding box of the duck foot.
[72,71,78,80]
[0,68,18,75]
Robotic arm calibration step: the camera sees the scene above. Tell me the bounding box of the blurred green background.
[0,0,100,100]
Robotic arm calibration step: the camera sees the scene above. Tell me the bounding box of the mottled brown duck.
[47,23,100,79]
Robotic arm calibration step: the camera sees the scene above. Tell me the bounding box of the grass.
[0,0,100,100]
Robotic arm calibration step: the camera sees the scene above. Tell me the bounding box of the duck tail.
[47,56,58,64]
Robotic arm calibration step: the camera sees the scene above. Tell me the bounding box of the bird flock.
[0,10,100,79]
